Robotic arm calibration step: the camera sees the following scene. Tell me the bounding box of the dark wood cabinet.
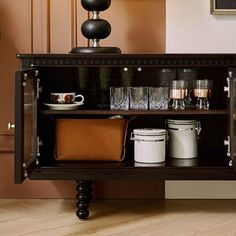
[14,53,236,220]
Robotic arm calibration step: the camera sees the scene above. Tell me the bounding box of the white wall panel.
[166,0,236,53]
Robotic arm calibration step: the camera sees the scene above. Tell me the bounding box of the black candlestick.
[70,0,121,53]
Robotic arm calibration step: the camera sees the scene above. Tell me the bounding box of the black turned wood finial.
[70,0,121,53]
[76,180,93,220]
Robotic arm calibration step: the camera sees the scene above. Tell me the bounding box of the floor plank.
[1,199,236,236]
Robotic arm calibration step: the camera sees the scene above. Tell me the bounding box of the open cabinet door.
[229,68,236,169]
[15,69,39,183]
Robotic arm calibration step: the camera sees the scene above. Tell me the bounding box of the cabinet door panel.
[15,69,38,183]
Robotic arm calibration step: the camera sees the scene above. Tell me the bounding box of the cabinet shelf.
[40,109,228,116]
[30,155,235,181]
[41,154,229,168]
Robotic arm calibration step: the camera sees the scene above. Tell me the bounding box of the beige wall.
[0,0,31,152]
[0,0,165,199]
[103,0,165,53]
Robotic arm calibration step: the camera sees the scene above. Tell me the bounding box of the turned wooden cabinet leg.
[76,180,93,220]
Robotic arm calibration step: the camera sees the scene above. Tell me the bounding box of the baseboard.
[166,181,236,199]
[94,181,165,199]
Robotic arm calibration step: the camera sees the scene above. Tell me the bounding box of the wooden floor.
[1,199,236,236]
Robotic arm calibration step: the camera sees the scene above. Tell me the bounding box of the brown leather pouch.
[55,118,128,161]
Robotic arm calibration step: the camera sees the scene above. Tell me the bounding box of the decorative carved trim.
[20,54,236,68]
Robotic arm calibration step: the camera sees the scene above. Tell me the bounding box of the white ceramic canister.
[167,119,201,159]
[131,128,166,163]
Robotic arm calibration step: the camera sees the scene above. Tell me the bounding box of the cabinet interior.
[37,66,229,168]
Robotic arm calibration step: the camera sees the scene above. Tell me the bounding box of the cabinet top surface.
[17,53,236,58]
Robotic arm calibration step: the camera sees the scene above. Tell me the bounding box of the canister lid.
[133,128,166,135]
[167,119,197,125]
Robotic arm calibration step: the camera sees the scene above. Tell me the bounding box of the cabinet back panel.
[38,114,227,167]
[38,66,228,110]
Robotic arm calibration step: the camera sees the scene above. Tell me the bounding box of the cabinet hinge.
[23,73,28,87]
[37,137,43,157]
[36,78,42,99]
[24,170,28,178]
[224,136,230,157]
[224,73,231,98]
[229,159,233,167]
[22,163,28,178]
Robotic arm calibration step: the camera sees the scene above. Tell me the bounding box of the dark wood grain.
[15,53,236,219]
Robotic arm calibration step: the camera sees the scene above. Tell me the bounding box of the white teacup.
[50,92,84,104]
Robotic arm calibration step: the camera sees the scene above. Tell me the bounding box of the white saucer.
[43,102,84,110]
